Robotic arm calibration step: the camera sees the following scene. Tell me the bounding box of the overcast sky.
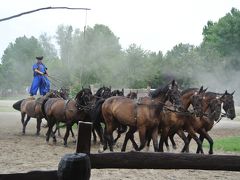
[0,0,240,58]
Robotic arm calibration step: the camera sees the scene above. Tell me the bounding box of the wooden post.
[58,121,92,180]
[58,153,91,180]
[76,121,92,154]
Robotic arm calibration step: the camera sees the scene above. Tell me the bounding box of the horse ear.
[199,86,203,93]
[231,91,235,95]
[225,90,228,94]
[203,87,208,92]
[171,80,175,86]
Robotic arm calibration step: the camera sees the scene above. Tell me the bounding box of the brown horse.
[164,86,208,149]
[19,91,61,135]
[159,87,207,151]
[44,88,93,146]
[112,90,138,144]
[101,80,182,152]
[181,90,236,154]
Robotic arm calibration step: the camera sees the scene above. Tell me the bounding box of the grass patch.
[204,136,240,152]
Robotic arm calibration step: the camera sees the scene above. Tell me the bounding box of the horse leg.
[56,122,62,137]
[159,127,170,152]
[187,128,203,154]
[114,125,127,144]
[92,128,97,144]
[196,134,204,154]
[137,126,147,151]
[197,129,213,154]
[21,112,26,125]
[63,123,72,147]
[176,130,190,153]
[46,120,55,143]
[169,133,177,149]
[151,127,159,152]
[36,118,42,136]
[102,127,108,151]
[94,122,104,144]
[121,126,137,152]
[22,115,31,135]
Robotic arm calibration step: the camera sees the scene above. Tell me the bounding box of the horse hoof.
[98,149,104,153]
[98,147,105,153]
[172,145,177,150]
[209,151,213,155]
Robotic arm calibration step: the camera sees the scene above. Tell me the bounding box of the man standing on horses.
[29,56,50,96]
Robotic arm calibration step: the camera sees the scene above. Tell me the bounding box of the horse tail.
[92,99,105,124]
[12,99,24,111]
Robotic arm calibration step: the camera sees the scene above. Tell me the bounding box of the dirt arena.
[0,100,240,179]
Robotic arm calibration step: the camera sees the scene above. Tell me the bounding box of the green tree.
[55,25,73,66]
[39,33,58,61]
[202,8,240,69]
[0,36,43,91]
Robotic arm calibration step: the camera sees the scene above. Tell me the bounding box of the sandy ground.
[0,100,240,179]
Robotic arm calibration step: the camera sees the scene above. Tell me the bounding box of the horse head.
[167,80,183,110]
[127,90,138,99]
[150,80,181,107]
[75,87,93,109]
[111,89,124,96]
[208,98,222,121]
[191,86,207,117]
[101,86,112,99]
[220,90,236,120]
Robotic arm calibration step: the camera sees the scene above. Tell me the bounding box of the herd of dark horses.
[12,80,236,154]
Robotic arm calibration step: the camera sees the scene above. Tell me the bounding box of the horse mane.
[150,85,169,98]
[75,88,92,100]
[180,88,198,96]
[95,87,104,96]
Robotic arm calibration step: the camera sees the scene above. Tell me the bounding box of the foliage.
[202,8,240,69]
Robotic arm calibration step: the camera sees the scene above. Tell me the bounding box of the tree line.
[1,8,240,97]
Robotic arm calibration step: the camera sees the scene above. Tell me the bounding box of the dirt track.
[0,100,240,179]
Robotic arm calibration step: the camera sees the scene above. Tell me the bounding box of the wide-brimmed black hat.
[36,56,43,60]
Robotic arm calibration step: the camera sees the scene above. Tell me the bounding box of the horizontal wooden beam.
[90,151,240,171]
[0,170,58,180]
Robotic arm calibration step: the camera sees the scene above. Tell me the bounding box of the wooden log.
[0,170,58,180]
[76,121,92,154]
[90,152,240,171]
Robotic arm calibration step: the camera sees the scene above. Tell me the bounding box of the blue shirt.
[33,63,47,76]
